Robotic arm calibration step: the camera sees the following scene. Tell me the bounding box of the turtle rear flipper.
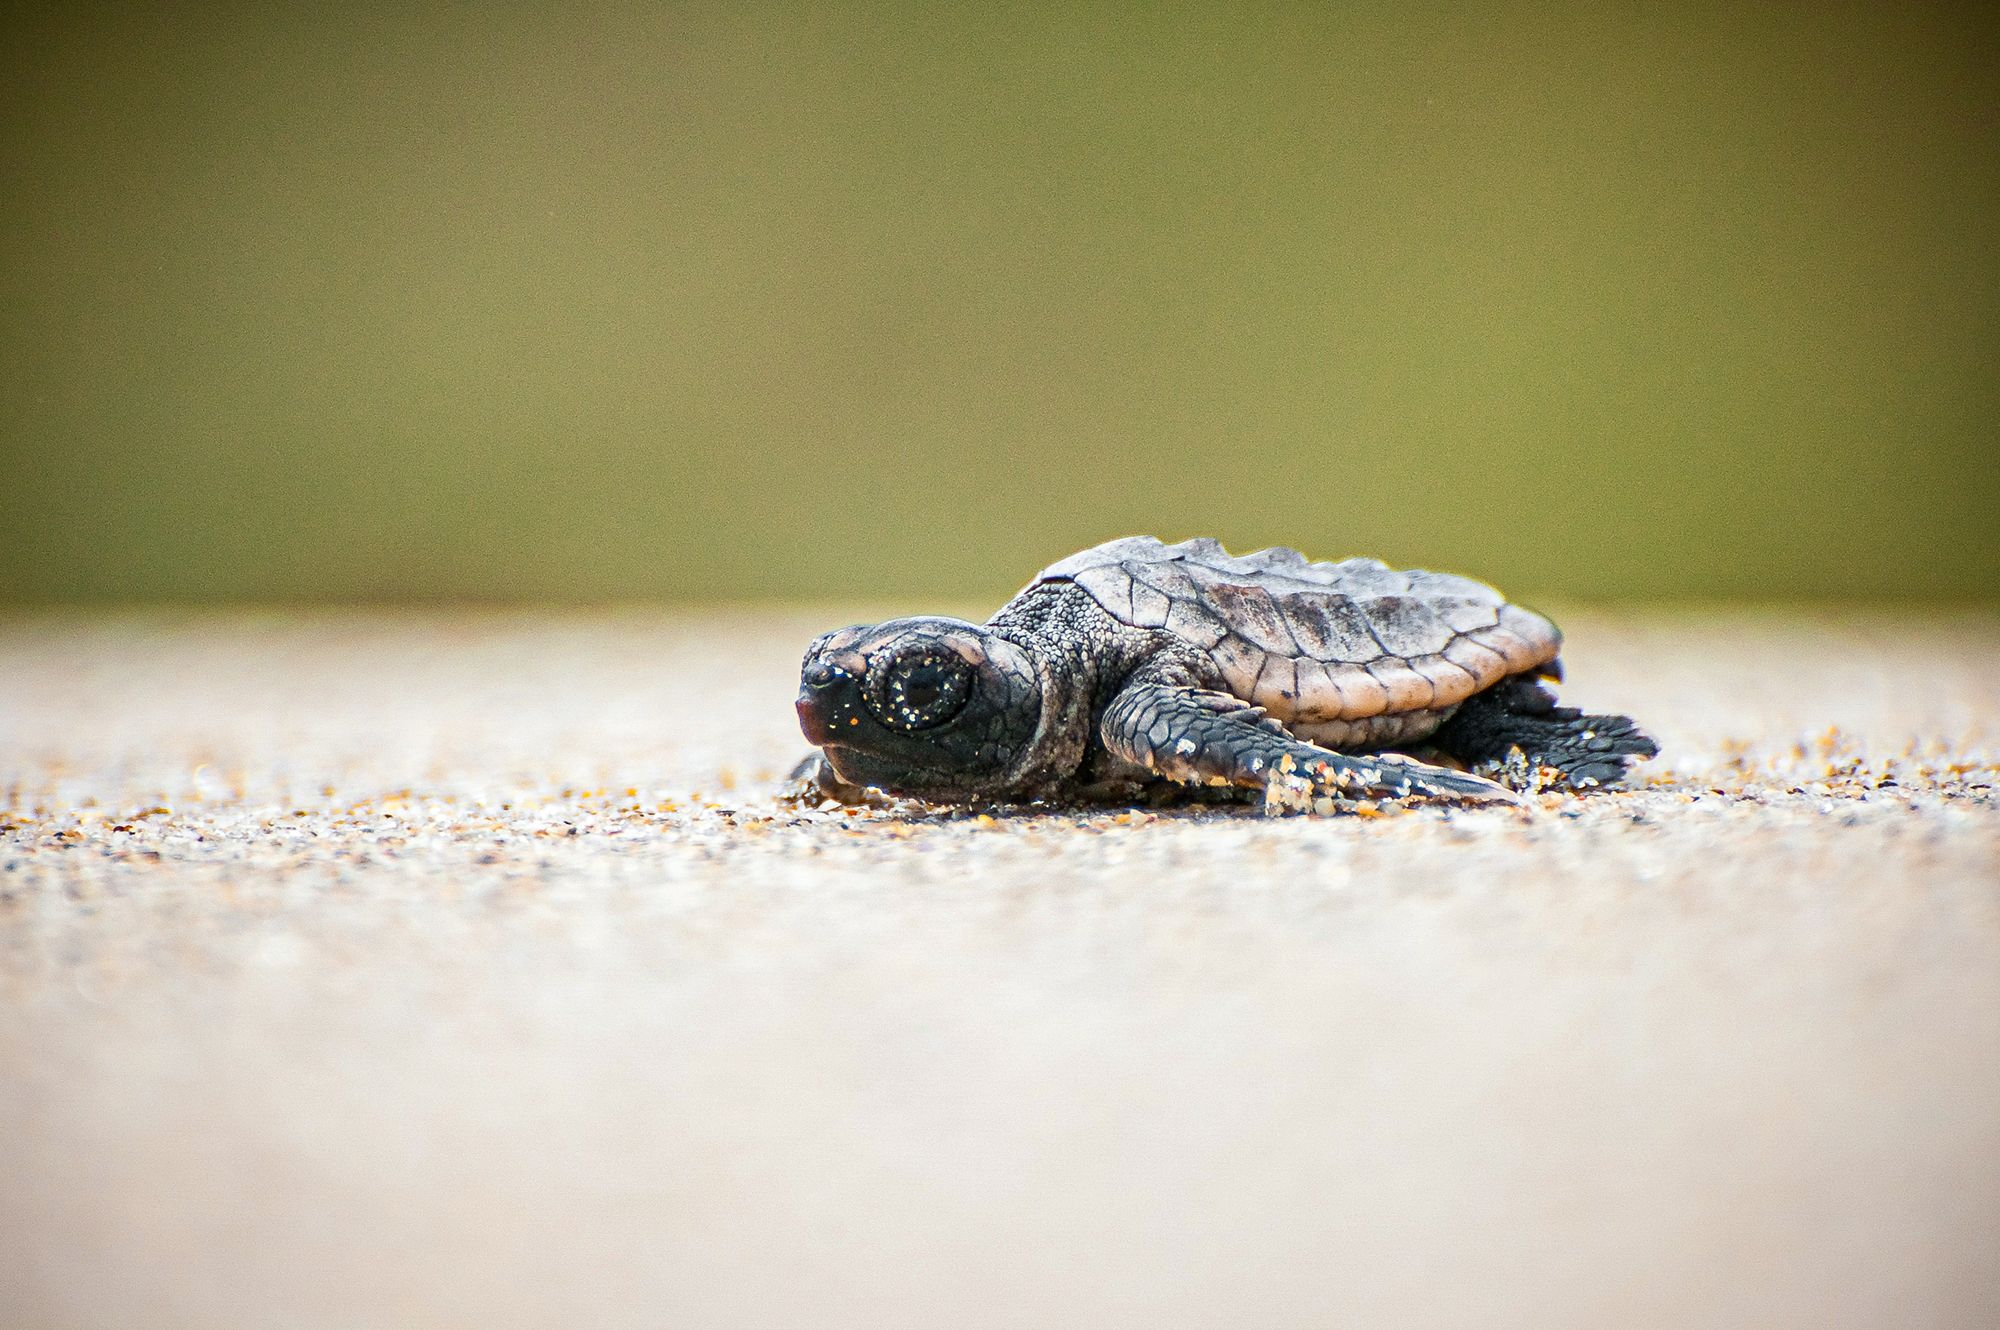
[1429,675,1657,791]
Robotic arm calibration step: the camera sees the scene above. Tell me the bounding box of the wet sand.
[2,609,1997,1330]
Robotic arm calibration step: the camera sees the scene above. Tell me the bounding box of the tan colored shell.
[1036,536,1561,722]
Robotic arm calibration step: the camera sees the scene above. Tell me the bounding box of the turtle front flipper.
[1099,674,1519,812]
[781,751,879,806]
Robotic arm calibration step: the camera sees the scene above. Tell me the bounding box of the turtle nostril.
[806,662,852,690]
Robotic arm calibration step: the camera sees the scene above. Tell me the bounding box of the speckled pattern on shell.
[1035,537,1562,722]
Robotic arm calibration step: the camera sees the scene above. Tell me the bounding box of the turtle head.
[796,617,1044,799]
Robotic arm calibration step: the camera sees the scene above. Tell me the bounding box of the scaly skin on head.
[795,615,1050,800]
[794,587,1167,802]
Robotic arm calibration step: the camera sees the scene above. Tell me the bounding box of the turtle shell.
[1035,536,1561,724]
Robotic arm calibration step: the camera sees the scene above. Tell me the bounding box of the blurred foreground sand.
[2,610,1997,1330]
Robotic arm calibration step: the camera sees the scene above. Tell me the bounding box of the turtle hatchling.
[794,537,1656,812]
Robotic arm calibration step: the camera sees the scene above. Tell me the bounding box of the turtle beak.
[796,652,865,745]
[795,688,838,744]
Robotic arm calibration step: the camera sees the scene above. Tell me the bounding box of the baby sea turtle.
[794,536,1655,811]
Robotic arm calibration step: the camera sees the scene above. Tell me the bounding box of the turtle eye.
[864,649,973,732]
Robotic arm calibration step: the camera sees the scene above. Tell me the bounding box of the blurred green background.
[3,3,1995,606]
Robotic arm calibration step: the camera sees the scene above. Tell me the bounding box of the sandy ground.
[1,608,1996,1330]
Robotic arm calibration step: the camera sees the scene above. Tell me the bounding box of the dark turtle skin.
[794,537,1656,811]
